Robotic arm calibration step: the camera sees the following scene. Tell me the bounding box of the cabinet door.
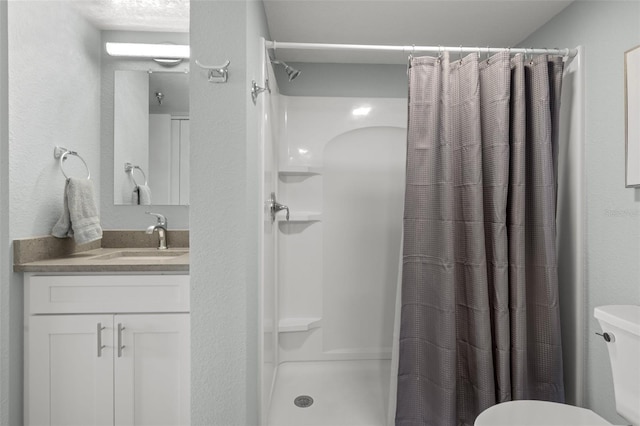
[27,315,114,426]
[114,314,190,426]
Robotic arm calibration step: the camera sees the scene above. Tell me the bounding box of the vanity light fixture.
[105,42,190,66]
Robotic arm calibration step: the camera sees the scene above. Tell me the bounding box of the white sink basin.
[91,249,188,262]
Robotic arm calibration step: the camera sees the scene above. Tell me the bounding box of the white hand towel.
[132,184,152,205]
[52,178,103,245]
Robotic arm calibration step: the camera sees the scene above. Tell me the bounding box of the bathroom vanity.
[14,233,190,426]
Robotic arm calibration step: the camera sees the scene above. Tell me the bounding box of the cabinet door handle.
[117,323,126,357]
[97,323,106,357]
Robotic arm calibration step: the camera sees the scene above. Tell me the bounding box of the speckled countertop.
[13,230,189,273]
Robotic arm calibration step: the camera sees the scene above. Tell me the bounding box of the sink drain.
[294,395,314,408]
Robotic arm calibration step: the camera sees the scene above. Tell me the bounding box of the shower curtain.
[396,51,565,426]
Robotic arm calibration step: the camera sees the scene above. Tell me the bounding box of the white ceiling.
[72,0,189,32]
[264,1,574,47]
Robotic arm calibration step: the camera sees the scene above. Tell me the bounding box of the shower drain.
[294,395,314,408]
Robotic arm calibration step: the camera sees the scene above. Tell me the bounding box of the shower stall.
[257,40,584,426]
[257,45,406,426]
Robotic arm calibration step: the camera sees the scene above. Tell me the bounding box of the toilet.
[475,305,640,426]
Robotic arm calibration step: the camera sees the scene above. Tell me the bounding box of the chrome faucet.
[145,212,168,250]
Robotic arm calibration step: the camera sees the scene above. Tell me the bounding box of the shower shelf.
[278,317,322,333]
[276,211,322,222]
[278,166,323,177]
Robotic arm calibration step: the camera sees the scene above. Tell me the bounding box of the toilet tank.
[594,305,640,425]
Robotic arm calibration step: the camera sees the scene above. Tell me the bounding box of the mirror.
[625,45,640,187]
[113,70,190,205]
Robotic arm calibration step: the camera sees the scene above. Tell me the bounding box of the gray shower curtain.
[396,51,565,426]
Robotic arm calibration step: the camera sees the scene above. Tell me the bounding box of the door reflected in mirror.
[113,70,189,205]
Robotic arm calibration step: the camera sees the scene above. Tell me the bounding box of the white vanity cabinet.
[24,273,190,426]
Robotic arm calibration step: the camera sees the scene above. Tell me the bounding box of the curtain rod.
[265,41,577,58]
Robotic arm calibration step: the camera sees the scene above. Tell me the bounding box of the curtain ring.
[407,44,415,73]
[459,45,463,62]
[529,47,534,64]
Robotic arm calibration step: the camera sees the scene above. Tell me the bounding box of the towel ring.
[124,162,147,186]
[53,146,90,180]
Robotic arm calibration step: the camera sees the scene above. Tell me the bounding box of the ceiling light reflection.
[352,106,372,116]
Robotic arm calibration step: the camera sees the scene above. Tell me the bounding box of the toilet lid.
[474,400,612,426]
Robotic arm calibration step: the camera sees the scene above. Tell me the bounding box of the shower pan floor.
[267,359,391,426]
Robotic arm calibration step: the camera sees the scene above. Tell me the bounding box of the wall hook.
[195,59,230,83]
[251,79,270,105]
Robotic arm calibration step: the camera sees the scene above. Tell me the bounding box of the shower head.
[271,60,301,81]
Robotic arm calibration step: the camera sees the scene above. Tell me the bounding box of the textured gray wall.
[0,0,10,424]
[189,1,268,424]
[275,62,407,98]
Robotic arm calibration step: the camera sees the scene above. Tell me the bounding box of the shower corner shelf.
[278,166,323,177]
[278,317,322,333]
[277,211,322,222]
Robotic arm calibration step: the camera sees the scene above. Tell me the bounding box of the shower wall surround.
[276,96,407,363]
[261,93,407,425]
